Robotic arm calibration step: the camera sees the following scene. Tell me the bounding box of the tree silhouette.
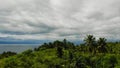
[97,38,107,53]
[56,46,63,58]
[84,35,96,54]
[63,39,67,49]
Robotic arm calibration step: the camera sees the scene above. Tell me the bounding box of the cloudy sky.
[0,0,120,43]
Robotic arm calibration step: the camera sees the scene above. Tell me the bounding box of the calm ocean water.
[0,44,40,54]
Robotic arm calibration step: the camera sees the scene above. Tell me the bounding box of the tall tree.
[97,38,107,53]
[84,35,96,54]
[56,46,63,58]
[63,39,67,49]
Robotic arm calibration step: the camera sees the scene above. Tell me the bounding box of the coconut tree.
[97,38,107,53]
[84,35,97,54]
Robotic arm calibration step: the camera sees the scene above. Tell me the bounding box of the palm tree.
[63,39,67,49]
[97,38,107,53]
[84,35,96,54]
[56,46,63,58]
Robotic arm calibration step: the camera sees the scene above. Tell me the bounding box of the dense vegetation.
[0,35,120,68]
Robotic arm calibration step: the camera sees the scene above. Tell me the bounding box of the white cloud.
[0,0,120,41]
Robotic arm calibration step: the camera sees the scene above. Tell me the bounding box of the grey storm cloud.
[0,0,120,40]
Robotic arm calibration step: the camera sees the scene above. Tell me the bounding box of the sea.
[0,44,40,54]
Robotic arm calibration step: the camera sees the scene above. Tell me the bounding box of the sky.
[0,0,120,43]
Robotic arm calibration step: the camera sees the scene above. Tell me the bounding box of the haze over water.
[0,44,40,53]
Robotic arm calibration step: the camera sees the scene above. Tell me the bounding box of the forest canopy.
[0,35,120,68]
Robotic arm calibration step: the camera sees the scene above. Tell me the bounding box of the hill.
[0,35,120,68]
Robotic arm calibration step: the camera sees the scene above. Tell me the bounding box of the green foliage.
[57,46,63,58]
[84,35,96,54]
[97,38,107,53]
[0,35,120,68]
[0,51,16,59]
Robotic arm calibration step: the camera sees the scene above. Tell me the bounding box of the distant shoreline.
[0,44,40,53]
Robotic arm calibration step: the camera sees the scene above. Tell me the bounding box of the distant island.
[0,35,120,68]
